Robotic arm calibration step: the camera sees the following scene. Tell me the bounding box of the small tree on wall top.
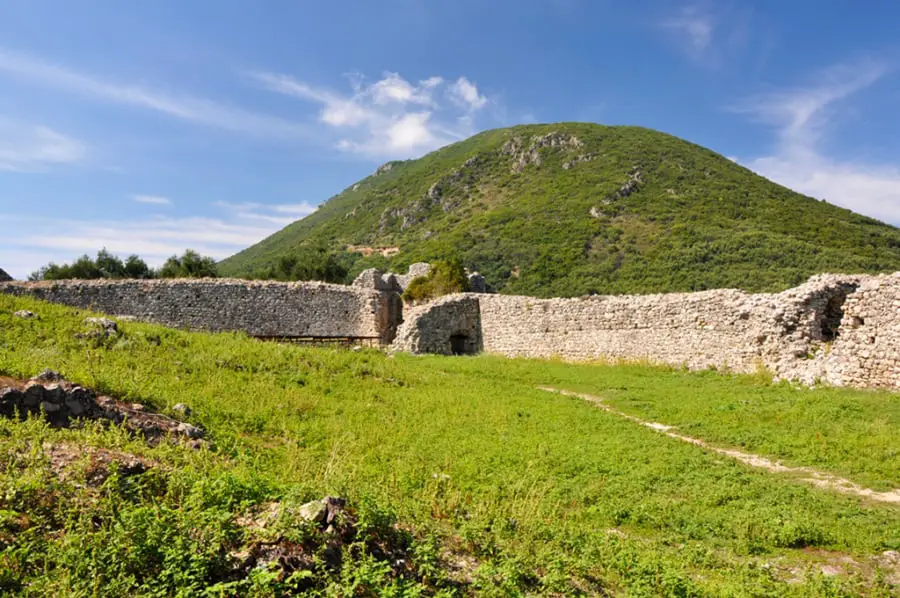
[402,259,470,303]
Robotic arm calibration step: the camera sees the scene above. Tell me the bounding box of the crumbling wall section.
[802,273,900,389]
[471,274,896,387]
[392,295,482,355]
[0,279,396,341]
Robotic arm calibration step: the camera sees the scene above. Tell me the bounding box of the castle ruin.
[4,269,900,391]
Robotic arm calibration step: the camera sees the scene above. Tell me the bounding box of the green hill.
[219,123,900,297]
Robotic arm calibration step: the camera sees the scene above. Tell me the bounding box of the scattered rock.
[229,495,428,586]
[13,310,36,319]
[45,443,151,487]
[590,167,643,216]
[0,372,205,444]
[501,132,584,173]
[172,403,192,416]
[84,317,119,337]
[34,369,65,383]
[375,162,395,175]
[298,499,328,524]
[562,153,596,170]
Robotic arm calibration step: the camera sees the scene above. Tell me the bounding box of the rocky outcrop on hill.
[0,268,11,282]
[501,131,584,173]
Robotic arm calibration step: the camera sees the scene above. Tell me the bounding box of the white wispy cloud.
[212,200,318,227]
[733,58,900,224]
[659,2,756,68]
[1,200,319,279]
[251,70,491,158]
[448,77,488,111]
[0,120,86,171]
[132,194,172,206]
[661,4,714,53]
[0,48,310,139]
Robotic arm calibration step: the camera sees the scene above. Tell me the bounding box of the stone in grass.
[297,496,346,526]
[298,500,328,524]
[22,384,45,408]
[0,388,24,416]
[172,403,192,417]
[33,369,65,383]
[40,401,62,413]
[84,317,119,336]
[13,310,36,320]
[175,422,204,439]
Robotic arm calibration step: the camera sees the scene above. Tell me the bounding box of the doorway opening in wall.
[450,333,472,356]
[820,284,858,342]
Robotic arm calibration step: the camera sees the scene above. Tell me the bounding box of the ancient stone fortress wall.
[805,274,900,389]
[6,271,900,390]
[0,278,400,342]
[396,273,900,390]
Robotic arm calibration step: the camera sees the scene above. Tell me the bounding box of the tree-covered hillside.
[219,123,900,297]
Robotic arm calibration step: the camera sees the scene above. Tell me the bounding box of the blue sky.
[2,0,899,279]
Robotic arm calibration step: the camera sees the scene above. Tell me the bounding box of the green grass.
[218,123,900,297]
[2,294,900,596]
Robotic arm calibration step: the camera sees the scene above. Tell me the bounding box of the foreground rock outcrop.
[0,369,204,443]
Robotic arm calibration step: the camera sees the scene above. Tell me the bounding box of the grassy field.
[1,293,899,596]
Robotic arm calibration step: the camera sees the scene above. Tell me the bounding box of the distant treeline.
[29,249,219,281]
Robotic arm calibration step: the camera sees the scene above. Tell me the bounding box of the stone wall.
[6,272,900,390]
[1,279,400,342]
[803,274,900,389]
[393,295,482,355]
[398,274,900,390]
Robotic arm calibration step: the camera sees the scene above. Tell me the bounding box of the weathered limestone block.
[391,263,433,292]
[352,268,402,293]
[393,294,482,355]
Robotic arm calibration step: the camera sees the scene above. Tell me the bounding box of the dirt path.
[538,387,900,505]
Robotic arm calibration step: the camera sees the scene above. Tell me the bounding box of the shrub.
[402,259,469,303]
[158,250,218,279]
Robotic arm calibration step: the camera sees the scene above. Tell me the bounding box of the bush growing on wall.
[403,259,470,303]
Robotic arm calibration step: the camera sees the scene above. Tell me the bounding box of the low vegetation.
[29,249,218,281]
[1,294,899,595]
[403,260,470,303]
[218,123,900,297]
